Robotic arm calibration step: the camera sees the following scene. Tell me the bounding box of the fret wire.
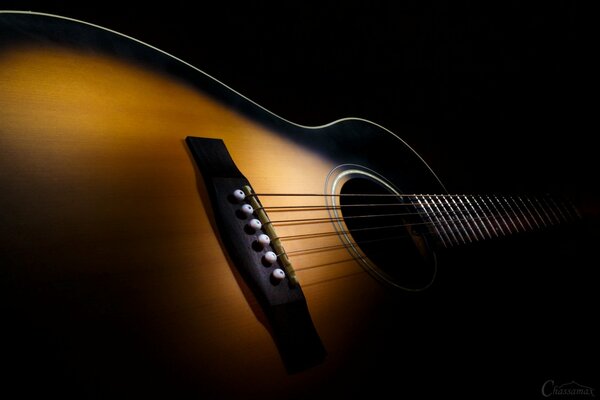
[426,195,450,245]
[523,196,539,229]
[447,195,472,242]
[547,195,563,224]
[488,195,512,234]
[453,195,478,241]
[505,196,527,232]
[517,196,538,229]
[468,196,488,237]
[457,195,482,241]
[521,196,538,229]
[452,199,477,241]
[448,196,502,242]
[424,195,454,247]
[469,196,493,239]
[416,195,451,247]
[479,195,504,236]
[540,196,560,225]
[525,196,546,228]
[468,195,489,239]
[431,195,458,246]
[506,196,527,232]
[556,197,575,221]
[533,196,554,226]
[439,194,468,244]
[517,196,538,230]
[547,196,568,223]
[474,195,494,238]
[506,196,525,231]
[495,195,519,233]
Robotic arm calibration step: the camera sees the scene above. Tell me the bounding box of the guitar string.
[258,197,566,212]
[253,195,573,228]
[267,209,499,244]
[284,233,422,256]
[260,203,520,224]
[286,218,481,274]
[269,210,425,225]
[251,193,570,218]
[271,206,528,240]
[251,192,560,198]
[273,210,540,258]
[242,194,576,279]
[269,219,573,279]
[264,203,419,211]
[277,222,422,241]
[240,193,573,272]
[294,256,368,272]
[264,200,568,237]
[264,204,560,227]
[253,193,458,197]
[252,194,570,221]
[281,205,563,275]
[262,201,504,211]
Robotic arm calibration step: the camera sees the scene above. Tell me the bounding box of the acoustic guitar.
[0,11,594,399]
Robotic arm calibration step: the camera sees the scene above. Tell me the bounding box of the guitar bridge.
[241,184,298,286]
[185,136,325,372]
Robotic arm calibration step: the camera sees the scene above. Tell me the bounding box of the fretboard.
[411,194,580,248]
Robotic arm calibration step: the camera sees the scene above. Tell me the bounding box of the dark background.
[1,1,597,398]
[1,1,595,199]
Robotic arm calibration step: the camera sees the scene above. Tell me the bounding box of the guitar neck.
[412,194,581,248]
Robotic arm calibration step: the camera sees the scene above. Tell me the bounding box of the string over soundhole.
[326,165,437,291]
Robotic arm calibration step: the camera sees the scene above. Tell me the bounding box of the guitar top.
[0,11,596,399]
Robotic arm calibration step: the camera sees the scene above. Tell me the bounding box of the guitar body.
[1,12,596,398]
[0,12,448,398]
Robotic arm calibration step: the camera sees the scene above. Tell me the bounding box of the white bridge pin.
[264,251,277,264]
[248,218,262,231]
[232,189,246,202]
[271,268,285,281]
[257,234,270,246]
[240,204,254,216]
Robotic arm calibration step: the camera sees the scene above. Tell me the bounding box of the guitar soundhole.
[340,178,436,291]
